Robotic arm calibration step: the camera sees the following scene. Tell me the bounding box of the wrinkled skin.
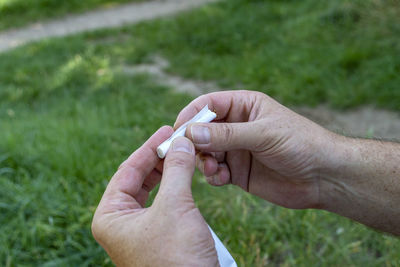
[92,90,400,266]
[175,90,337,210]
[92,128,218,267]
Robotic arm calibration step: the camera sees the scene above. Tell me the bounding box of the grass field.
[1,0,400,266]
[0,0,142,31]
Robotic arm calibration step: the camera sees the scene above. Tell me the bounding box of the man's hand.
[175,90,335,209]
[175,90,400,235]
[92,127,218,266]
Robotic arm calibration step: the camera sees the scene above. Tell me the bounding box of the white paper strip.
[208,225,238,267]
[157,105,217,158]
[158,105,237,266]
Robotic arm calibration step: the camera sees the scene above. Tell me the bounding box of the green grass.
[80,0,400,110]
[0,0,142,31]
[1,0,400,266]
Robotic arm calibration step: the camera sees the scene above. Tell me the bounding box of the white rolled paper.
[208,225,238,267]
[157,105,217,159]
[157,105,237,267]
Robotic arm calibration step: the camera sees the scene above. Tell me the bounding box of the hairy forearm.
[320,135,400,235]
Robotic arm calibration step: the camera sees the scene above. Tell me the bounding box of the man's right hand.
[174,90,337,210]
[175,90,400,236]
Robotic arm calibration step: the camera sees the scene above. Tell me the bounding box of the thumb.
[186,122,261,152]
[156,137,196,201]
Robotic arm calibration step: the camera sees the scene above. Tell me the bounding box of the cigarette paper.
[157,105,217,158]
[208,225,237,267]
[157,105,237,266]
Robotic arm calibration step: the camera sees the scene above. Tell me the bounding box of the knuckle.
[91,214,114,245]
[117,160,126,170]
[167,154,193,168]
[196,154,207,173]
[197,94,209,103]
[91,217,103,242]
[251,123,271,152]
[253,90,267,98]
[251,91,269,105]
[218,123,234,145]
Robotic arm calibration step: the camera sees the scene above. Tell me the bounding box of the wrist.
[314,133,400,235]
[314,132,355,211]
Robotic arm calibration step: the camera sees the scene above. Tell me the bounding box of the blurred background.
[0,0,399,266]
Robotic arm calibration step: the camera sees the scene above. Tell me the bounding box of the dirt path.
[294,106,400,140]
[127,57,400,140]
[1,0,398,140]
[0,0,217,53]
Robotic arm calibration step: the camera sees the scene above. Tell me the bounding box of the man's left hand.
[92,126,218,266]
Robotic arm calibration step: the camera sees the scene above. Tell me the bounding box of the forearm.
[320,135,400,235]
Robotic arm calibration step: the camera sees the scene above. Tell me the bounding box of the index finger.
[105,126,173,199]
[174,90,259,129]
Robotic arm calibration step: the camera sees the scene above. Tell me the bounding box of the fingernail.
[212,174,222,185]
[206,174,221,186]
[172,137,193,154]
[191,125,210,144]
[196,155,205,173]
